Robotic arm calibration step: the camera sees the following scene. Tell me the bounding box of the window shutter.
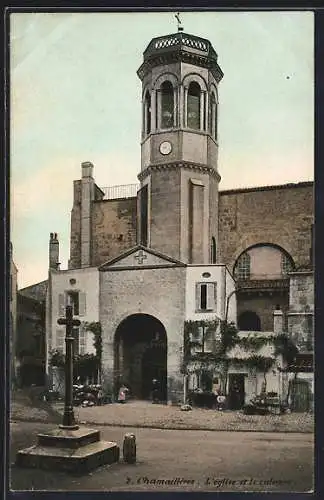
[58,294,66,316]
[196,283,201,310]
[79,292,86,316]
[79,325,86,355]
[205,327,215,352]
[206,283,216,310]
[56,328,65,353]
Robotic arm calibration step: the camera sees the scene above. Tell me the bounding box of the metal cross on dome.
[175,12,184,32]
[134,249,147,265]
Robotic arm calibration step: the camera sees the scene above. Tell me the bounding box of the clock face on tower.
[159,141,172,155]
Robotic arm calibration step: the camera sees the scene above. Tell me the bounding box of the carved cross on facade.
[57,305,81,429]
[134,250,147,265]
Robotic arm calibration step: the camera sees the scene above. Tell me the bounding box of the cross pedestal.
[16,306,120,473]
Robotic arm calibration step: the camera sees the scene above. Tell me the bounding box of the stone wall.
[218,182,314,273]
[150,168,181,261]
[237,291,289,332]
[287,271,314,351]
[69,180,82,269]
[99,265,187,403]
[91,198,137,267]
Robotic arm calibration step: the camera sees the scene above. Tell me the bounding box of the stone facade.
[91,198,137,267]
[42,30,314,406]
[287,271,314,351]
[218,182,313,272]
[69,181,314,273]
[99,247,187,403]
[16,292,46,386]
[98,246,236,403]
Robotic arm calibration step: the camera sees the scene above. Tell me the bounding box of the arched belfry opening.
[144,90,151,135]
[160,81,174,129]
[114,314,167,401]
[210,92,217,140]
[187,81,201,129]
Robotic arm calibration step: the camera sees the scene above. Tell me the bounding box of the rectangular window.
[79,326,86,355]
[196,282,217,311]
[59,291,86,317]
[236,253,250,280]
[67,291,79,315]
[200,284,207,309]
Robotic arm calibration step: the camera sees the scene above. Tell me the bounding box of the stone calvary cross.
[57,305,81,429]
[16,302,120,473]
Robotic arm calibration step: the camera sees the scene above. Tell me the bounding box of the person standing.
[151,378,160,403]
[217,392,226,411]
[118,384,128,403]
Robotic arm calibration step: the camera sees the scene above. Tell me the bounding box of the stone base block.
[16,440,120,474]
[16,426,120,474]
[37,427,100,449]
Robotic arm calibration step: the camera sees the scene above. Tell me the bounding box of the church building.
[43,30,314,407]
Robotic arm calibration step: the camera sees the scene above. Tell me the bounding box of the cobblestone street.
[11,396,314,433]
[10,421,313,492]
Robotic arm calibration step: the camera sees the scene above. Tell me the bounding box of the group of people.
[117,378,162,404]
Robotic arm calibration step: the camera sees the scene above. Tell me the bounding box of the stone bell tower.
[137,31,223,264]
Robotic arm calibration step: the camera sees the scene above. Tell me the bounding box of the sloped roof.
[19,280,48,302]
[99,245,186,271]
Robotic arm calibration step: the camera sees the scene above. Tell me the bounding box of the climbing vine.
[182,318,298,394]
[49,321,103,383]
[49,349,65,368]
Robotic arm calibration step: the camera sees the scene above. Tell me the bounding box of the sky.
[10,11,314,289]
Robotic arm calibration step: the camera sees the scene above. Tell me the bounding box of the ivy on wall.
[183,319,298,374]
[49,321,103,382]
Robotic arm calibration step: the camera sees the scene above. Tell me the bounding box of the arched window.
[238,311,261,331]
[281,253,294,276]
[144,91,151,135]
[161,81,174,129]
[211,237,217,264]
[187,82,200,130]
[235,252,251,280]
[210,93,217,141]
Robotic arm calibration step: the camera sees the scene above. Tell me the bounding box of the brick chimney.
[49,232,60,270]
[81,161,95,268]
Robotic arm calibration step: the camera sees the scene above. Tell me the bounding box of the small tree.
[183,318,230,394]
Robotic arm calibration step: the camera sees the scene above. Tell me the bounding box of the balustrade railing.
[100,183,140,200]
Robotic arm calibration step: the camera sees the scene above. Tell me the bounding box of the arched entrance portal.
[114,314,167,401]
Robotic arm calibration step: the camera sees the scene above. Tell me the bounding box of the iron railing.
[100,183,140,200]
